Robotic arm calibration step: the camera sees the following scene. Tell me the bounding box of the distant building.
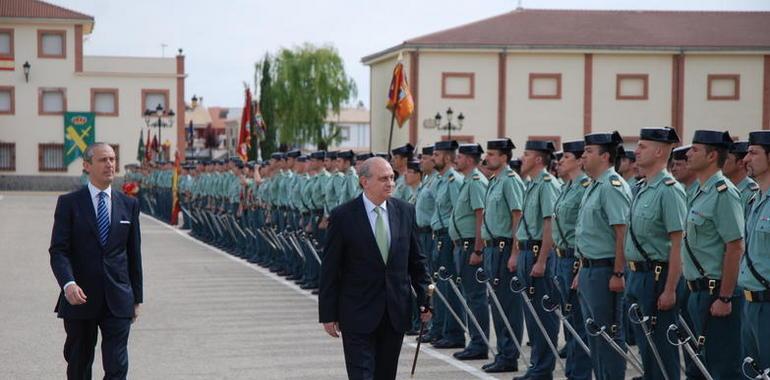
[0,0,186,182]
[363,8,770,151]
[323,103,370,151]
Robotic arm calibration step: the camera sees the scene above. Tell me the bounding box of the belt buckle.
[463,241,470,250]
[629,261,637,272]
[532,244,540,254]
[437,241,443,250]
[528,286,536,296]
[499,241,506,250]
[745,290,753,302]
[707,279,717,293]
[572,261,580,271]
[556,248,563,258]
[697,335,706,346]
[654,265,663,281]
[565,303,573,312]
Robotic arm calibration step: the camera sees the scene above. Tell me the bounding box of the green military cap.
[730,141,749,155]
[356,152,374,161]
[327,151,338,160]
[672,145,691,160]
[391,143,415,157]
[458,143,484,156]
[407,160,421,173]
[525,140,556,152]
[421,146,434,155]
[623,151,636,161]
[310,151,326,160]
[509,159,522,171]
[585,131,623,146]
[562,140,585,154]
[640,127,680,143]
[286,149,301,158]
[487,138,515,151]
[296,156,308,163]
[692,130,732,148]
[749,131,770,147]
[270,152,284,160]
[434,140,458,152]
[337,150,355,161]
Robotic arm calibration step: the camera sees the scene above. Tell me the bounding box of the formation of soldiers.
[133,127,770,380]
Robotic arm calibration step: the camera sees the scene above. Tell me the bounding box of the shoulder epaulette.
[472,174,481,180]
[749,182,760,191]
[715,180,728,193]
[748,193,757,205]
[448,173,455,182]
[543,175,552,182]
[580,177,591,188]
[664,178,676,186]
[336,172,343,177]
[508,171,516,177]
[609,175,622,187]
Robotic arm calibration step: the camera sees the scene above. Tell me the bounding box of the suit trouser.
[517,249,558,379]
[341,311,404,380]
[411,230,434,333]
[454,239,489,353]
[63,309,132,380]
[554,252,591,380]
[435,232,465,344]
[688,288,743,380]
[578,265,627,380]
[483,244,524,366]
[742,300,770,373]
[625,268,681,380]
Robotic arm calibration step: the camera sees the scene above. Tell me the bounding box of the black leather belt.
[417,226,432,233]
[485,238,513,250]
[628,260,668,273]
[518,240,542,253]
[579,257,614,268]
[744,289,770,303]
[687,278,721,294]
[433,228,448,236]
[453,238,475,249]
[556,247,575,258]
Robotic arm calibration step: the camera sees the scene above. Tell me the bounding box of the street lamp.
[144,103,175,161]
[22,61,31,83]
[434,107,464,140]
[191,94,198,109]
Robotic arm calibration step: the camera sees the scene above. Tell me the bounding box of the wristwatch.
[718,296,732,304]
[472,250,483,256]
[612,271,625,278]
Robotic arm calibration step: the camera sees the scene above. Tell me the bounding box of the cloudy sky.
[52,0,770,108]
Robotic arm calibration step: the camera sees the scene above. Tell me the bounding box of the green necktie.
[374,206,389,264]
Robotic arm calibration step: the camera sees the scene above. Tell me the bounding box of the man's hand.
[319,217,329,230]
[530,261,546,278]
[657,290,677,311]
[64,284,87,305]
[710,299,732,317]
[420,310,433,323]
[571,272,579,290]
[132,304,140,323]
[609,276,625,293]
[323,322,341,338]
[507,247,520,272]
[469,252,483,266]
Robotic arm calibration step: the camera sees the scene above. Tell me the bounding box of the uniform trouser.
[268,211,282,269]
[554,253,591,380]
[304,214,323,287]
[483,243,524,366]
[454,239,489,353]
[435,233,465,344]
[578,265,627,380]
[625,268,681,380]
[742,300,770,372]
[420,231,443,340]
[517,249,558,378]
[688,288,743,380]
[677,285,701,380]
[412,231,435,333]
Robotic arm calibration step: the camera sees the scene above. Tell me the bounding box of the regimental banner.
[64,112,96,166]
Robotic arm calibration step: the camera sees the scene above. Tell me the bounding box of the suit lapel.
[386,198,399,266]
[79,187,99,239]
[355,195,386,266]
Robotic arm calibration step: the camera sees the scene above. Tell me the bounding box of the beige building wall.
[0,22,182,176]
[369,54,407,153]
[682,54,764,142]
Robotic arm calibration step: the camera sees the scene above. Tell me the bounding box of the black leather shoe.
[405,329,419,336]
[482,362,517,373]
[417,333,434,343]
[452,349,487,360]
[311,289,319,295]
[431,339,465,349]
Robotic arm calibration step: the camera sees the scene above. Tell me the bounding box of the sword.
[585,318,645,375]
[227,215,248,240]
[666,324,714,380]
[510,276,565,371]
[743,357,770,380]
[256,228,279,251]
[244,227,257,240]
[301,238,323,265]
[628,303,671,380]
[437,266,496,355]
[411,284,435,377]
[475,268,530,367]
[430,278,469,336]
[541,276,590,356]
[181,206,198,225]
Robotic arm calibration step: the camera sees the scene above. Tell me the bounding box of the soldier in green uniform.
[515,140,561,380]
[404,160,421,205]
[740,131,770,372]
[430,140,466,349]
[336,150,360,205]
[683,130,745,379]
[620,151,643,195]
[625,128,686,380]
[671,146,699,203]
[480,138,525,373]
[510,159,522,176]
[355,152,374,174]
[391,144,415,201]
[552,140,592,380]
[415,146,441,343]
[307,151,330,293]
[448,143,489,360]
[575,131,631,380]
[725,141,759,216]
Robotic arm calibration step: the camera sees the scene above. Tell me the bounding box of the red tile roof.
[0,0,93,21]
[363,8,770,63]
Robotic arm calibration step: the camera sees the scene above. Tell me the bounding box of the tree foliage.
[257,54,278,159]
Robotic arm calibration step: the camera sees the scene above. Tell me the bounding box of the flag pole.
[386,52,405,156]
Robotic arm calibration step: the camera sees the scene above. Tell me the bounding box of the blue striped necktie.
[97,192,110,247]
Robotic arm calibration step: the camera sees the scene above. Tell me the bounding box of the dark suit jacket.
[49,186,143,319]
[319,194,430,334]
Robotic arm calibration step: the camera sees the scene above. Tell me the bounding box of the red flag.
[386,62,414,127]
[237,88,252,161]
[170,151,181,225]
[145,129,152,162]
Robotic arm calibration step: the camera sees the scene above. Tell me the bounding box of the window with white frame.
[40,88,66,115]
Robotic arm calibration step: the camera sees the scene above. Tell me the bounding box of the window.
[141,89,170,115]
[616,74,649,100]
[38,30,66,58]
[110,144,120,172]
[708,74,740,101]
[0,142,15,171]
[529,73,562,99]
[441,72,475,99]
[39,88,66,115]
[0,28,13,60]
[91,88,119,116]
[39,143,66,172]
[0,86,14,114]
[339,126,351,140]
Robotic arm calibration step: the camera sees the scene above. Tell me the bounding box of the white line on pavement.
[141,213,499,380]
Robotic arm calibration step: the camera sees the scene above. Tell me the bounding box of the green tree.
[271,43,356,149]
[258,54,278,159]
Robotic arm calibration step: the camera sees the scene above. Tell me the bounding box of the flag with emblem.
[63,112,95,166]
[237,87,252,161]
[385,62,414,127]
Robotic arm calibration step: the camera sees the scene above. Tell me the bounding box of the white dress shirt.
[362,193,391,244]
[64,182,113,291]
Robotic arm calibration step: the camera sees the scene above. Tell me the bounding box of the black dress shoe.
[452,349,487,360]
[417,333,433,343]
[311,289,319,295]
[431,339,465,349]
[405,329,419,336]
[482,361,517,373]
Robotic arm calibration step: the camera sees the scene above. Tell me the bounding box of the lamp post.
[434,107,464,140]
[22,61,31,83]
[144,103,175,161]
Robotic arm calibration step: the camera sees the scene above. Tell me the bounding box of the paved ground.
[1,191,633,379]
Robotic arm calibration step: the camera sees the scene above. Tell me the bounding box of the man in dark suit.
[49,143,143,380]
[319,157,432,380]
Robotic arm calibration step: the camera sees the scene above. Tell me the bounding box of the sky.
[52,0,770,108]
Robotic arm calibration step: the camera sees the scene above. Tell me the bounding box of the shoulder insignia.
[580,178,591,188]
[609,175,622,187]
[748,193,757,205]
[749,182,760,191]
[543,175,552,182]
[664,178,676,186]
[508,171,516,177]
[715,180,728,193]
[472,174,481,180]
[448,174,455,182]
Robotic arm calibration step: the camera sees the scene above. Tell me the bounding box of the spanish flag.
[386,62,414,127]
